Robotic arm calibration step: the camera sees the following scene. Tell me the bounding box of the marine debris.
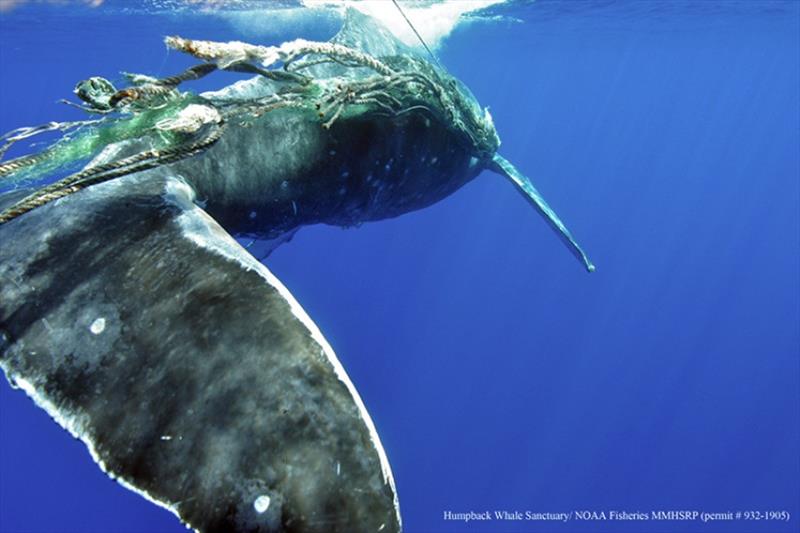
[1,31,499,229]
[0,10,594,533]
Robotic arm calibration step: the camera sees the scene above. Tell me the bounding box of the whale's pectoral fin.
[0,173,399,533]
[490,154,595,272]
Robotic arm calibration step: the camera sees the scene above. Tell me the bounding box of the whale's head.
[389,54,501,162]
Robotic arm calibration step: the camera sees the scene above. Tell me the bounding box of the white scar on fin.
[253,495,271,514]
[89,317,106,335]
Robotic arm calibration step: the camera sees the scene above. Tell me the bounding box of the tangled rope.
[164,35,496,151]
[0,122,225,225]
[165,36,396,78]
[0,32,499,225]
[0,119,106,176]
[0,61,235,183]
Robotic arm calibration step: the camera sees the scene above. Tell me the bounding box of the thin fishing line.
[390,0,442,69]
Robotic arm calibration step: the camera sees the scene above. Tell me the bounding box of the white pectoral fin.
[491,154,595,273]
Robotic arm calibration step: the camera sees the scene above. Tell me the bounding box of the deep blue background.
[1,1,798,532]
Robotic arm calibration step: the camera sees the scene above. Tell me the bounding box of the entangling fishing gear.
[0,119,103,159]
[390,0,443,69]
[0,33,496,225]
[165,35,496,149]
[0,118,107,174]
[0,121,225,225]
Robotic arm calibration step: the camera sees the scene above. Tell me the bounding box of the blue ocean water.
[0,1,798,532]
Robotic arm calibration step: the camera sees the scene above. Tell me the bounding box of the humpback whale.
[0,10,593,533]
